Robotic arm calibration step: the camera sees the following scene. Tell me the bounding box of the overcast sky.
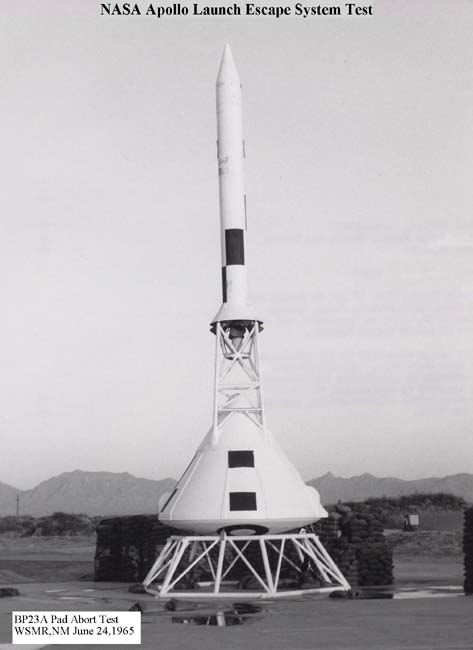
[1,0,472,489]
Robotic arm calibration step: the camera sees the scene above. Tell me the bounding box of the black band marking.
[225,229,245,265]
[160,488,177,513]
[217,524,269,536]
[221,266,227,303]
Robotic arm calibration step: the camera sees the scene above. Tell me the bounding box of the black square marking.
[228,450,254,468]
[229,492,257,511]
[225,229,245,265]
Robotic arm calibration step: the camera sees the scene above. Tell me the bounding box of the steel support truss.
[211,321,265,446]
[143,531,350,599]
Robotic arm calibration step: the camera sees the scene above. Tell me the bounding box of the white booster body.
[159,45,327,535]
[212,44,257,325]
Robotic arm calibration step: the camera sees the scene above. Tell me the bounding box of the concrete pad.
[1,581,472,650]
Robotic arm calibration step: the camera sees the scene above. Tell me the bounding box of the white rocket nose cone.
[217,43,240,85]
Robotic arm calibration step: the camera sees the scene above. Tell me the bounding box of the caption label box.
[12,611,141,645]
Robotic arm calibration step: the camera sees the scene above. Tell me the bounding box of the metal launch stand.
[143,530,350,599]
[143,322,350,599]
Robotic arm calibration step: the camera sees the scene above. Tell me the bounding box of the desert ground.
[0,529,472,650]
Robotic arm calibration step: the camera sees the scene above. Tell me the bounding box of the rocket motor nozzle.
[228,322,247,352]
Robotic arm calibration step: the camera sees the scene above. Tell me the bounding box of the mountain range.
[0,471,176,517]
[0,470,472,516]
[308,472,473,505]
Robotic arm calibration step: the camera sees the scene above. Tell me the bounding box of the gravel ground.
[0,533,469,650]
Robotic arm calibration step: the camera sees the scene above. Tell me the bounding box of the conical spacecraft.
[159,45,327,535]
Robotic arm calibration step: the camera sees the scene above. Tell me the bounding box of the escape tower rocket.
[159,45,327,536]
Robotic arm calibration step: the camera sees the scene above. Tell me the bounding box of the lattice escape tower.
[211,320,265,444]
[143,45,350,599]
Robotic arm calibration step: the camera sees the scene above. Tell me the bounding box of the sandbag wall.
[94,515,184,582]
[93,508,393,586]
[464,507,473,595]
[313,504,393,586]
[229,505,393,588]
